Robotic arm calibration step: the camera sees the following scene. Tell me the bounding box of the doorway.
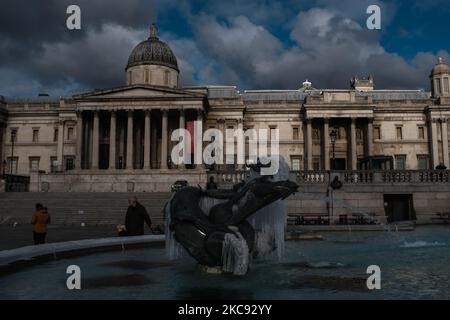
[331,158,346,170]
[384,194,416,222]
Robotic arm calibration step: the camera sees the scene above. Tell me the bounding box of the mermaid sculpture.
[165,156,298,275]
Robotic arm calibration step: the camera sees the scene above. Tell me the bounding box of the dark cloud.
[0,0,447,96]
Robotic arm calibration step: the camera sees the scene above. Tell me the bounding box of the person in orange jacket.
[31,203,50,245]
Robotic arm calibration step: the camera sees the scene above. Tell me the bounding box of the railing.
[208,169,450,187]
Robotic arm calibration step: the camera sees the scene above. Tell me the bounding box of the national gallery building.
[1,24,450,194]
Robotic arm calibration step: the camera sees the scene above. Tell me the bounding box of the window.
[67,127,74,140]
[292,127,299,140]
[417,155,429,170]
[8,157,18,175]
[312,128,320,140]
[374,126,381,140]
[418,126,425,140]
[435,78,441,95]
[395,155,406,170]
[396,126,403,140]
[29,157,40,172]
[164,70,170,85]
[444,77,449,94]
[291,156,302,171]
[54,128,59,142]
[32,129,39,143]
[313,156,321,171]
[144,69,150,84]
[65,157,75,171]
[50,157,58,173]
[356,127,363,142]
[269,126,278,140]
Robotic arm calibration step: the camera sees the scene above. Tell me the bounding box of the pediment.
[74,85,205,100]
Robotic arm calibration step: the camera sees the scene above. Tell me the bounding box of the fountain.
[165,156,298,275]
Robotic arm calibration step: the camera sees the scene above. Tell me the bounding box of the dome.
[126,24,179,71]
[431,57,450,76]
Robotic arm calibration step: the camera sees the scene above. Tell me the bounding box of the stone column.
[178,109,185,167]
[305,119,313,170]
[126,110,134,169]
[56,119,65,172]
[349,117,357,170]
[442,118,449,168]
[237,118,244,170]
[109,111,116,170]
[75,112,83,170]
[323,118,330,170]
[92,111,100,170]
[430,119,439,169]
[366,118,374,157]
[143,110,151,169]
[161,109,168,169]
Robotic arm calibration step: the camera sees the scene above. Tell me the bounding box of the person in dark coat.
[123,196,152,236]
[206,176,218,190]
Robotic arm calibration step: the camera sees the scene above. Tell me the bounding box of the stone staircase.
[0,193,171,227]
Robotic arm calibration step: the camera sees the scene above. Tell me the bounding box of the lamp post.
[10,130,16,175]
[329,129,337,170]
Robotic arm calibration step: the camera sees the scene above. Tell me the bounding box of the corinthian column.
[349,117,357,170]
[126,110,134,169]
[323,118,330,170]
[75,112,83,170]
[442,118,449,168]
[109,111,116,170]
[143,110,151,169]
[92,111,99,170]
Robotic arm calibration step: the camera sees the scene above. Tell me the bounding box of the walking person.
[120,196,152,236]
[31,203,50,245]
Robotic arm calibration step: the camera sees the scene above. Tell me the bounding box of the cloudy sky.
[0,0,449,96]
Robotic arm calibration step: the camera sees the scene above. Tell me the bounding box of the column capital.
[144,109,152,115]
[323,117,330,123]
[350,117,357,123]
[161,108,169,114]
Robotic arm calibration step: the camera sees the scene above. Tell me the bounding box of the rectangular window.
[292,127,299,140]
[144,69,149,84]
[417,155,429,170]
[396,126,403,140]
[312,128,320,140]
[374,126,381,140]
[67,127,74,140]
[418,126,425,140]
[291,156,302,171]
[444,77,449,94]
[29,157,40,172]
[32,129,39,143]
[8,157,18,175]
[164,71,169,85]
[395,155,406,170]
[435,78,441,95]
[54,128,58,142]
[65,157,75,171]
[313,156,321,171]
[356,127,363,142]
[50,157,58,173]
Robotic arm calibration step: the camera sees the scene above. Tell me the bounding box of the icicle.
[221,226,249,275]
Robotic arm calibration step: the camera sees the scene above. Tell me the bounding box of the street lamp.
[10,130,16,175]
[329,129,338,170]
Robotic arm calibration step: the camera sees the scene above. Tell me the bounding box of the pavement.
[0,225,157,251]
